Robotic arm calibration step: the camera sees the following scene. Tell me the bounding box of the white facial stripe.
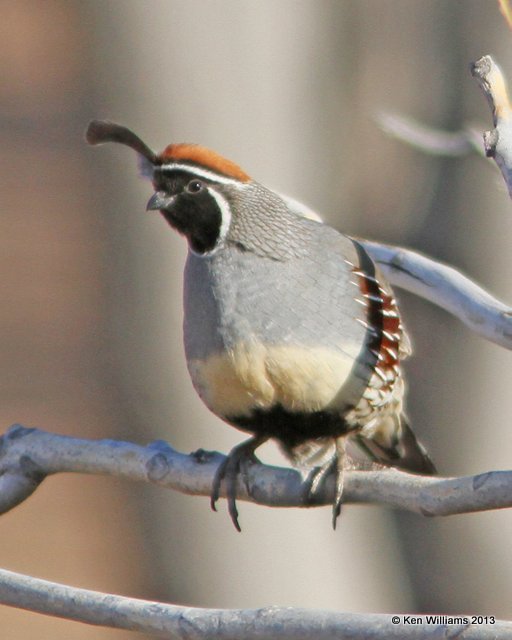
[186,187,232,258]
[158,163,242,186]
[207,188,232,246]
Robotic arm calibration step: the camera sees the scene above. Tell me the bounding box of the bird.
[86,119,436,530]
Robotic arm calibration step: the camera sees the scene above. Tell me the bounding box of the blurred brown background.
[1,1,512,638]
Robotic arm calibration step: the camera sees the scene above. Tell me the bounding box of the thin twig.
[377,111,484,157]
[471,55,512,197]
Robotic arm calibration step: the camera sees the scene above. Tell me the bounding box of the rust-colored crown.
[158,143,251,182]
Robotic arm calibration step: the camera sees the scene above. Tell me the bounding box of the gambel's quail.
[87,120,435,530]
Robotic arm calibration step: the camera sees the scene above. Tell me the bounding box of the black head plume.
[85,120,158,165]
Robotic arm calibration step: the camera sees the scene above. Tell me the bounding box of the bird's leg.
[301,437,347,529]
[210,435,268,531]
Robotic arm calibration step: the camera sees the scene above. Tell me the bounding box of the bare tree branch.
[0,566,510,639]
[361,241,512,350]
[471,55,512,197]
[2,424,512,520]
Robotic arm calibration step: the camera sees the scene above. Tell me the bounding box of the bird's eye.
[186,180,204,194]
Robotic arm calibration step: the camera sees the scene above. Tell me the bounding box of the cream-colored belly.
[187,341,357,418]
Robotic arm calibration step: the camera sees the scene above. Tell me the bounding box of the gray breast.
[182,219,380,420]
[183,222,367,363]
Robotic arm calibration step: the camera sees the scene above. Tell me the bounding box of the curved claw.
[209,436,268,531]
[331,437,347,530]
[301,437,347,530]
[210,458,227,512]
[226,459,241,532]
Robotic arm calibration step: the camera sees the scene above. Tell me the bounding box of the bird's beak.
[146,191,175,212]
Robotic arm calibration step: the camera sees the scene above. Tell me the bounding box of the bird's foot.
[210,436,267,531]
[301,437,346,529]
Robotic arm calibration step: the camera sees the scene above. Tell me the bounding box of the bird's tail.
[355,414,436,475]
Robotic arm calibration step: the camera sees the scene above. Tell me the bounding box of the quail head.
[86,120,435,530]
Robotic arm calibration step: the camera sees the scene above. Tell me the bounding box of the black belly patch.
[228,404,355,448]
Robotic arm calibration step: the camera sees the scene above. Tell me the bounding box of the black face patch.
[151,169,223,254]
